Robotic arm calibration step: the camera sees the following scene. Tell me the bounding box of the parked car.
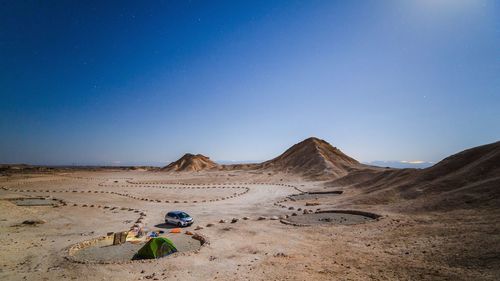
[165,211,193,227]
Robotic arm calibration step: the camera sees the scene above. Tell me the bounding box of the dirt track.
[0,170,498,280]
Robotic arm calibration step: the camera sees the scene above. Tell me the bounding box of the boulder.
[305,202,320,206]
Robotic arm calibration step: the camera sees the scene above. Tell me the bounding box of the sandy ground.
[0,170,498,280]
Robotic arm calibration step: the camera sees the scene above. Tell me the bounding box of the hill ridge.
[162,153,218,172]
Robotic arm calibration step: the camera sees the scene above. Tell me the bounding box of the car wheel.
[177,222,182,227]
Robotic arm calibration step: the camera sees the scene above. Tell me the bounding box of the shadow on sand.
[153,223,186,229]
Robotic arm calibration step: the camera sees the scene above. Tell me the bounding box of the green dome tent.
[134,237,177,259]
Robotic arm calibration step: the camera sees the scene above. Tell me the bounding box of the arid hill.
[165,137,366,178]
[329,140,500,211]
[258,137,363,179]
[162,153,219,172]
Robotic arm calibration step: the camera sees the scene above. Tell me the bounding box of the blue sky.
[0,0,499,166]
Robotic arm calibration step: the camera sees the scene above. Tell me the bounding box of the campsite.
[1,1,499,280]
[1,138,499,280]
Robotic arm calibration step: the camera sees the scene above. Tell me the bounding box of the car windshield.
[178,212,190,218]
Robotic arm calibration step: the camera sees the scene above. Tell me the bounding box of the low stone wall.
[66,232,209,265]
[5,185,250,204]
[67,235,109,258]
[280,209,382,227]
[2,196,66,206]
[308,190,343,195]
[127,180,305,193]
[316,209,381,219]
[279,219,311,227]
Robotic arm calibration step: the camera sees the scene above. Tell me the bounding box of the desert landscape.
[2,2,499,280]
[0,137,499,281]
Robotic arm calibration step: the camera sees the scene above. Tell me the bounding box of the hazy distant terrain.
[367,160,434,169]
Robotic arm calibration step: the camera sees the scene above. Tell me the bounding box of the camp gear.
[135,237,177,259]
[113,231,128,245]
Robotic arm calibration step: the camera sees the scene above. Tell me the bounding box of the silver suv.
[165,211,193,227]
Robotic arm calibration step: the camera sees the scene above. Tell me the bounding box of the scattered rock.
[21,219,46,225]
[242,216,250,220]
[206,223,214,227]
[270,216,279,220]
[231,218,239,223]
[305,202,320,206]
[194,226,204,230]
[258,216,267,220]
[219,219,227,223]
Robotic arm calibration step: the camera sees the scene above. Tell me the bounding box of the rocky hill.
[161,137,366,178]
[258,137,363,179]
[162,153,219,172]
